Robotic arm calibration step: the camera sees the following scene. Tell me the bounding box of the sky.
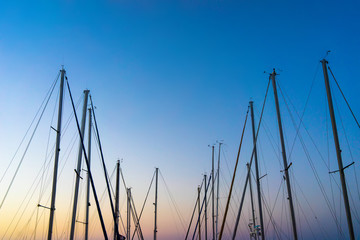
[0,0,360,239]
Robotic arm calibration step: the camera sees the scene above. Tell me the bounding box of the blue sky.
[0,0,360,239]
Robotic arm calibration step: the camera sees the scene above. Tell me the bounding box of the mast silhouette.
[114,160,120,240]
[127,188,131,240]
[215,142,222,240]
[154,168,159,240]
[85,108,92,240]
[270,69,298,240]
[247,163,257,240]
[47,67,65,240]
[198,185,202,240]
[321,59,355,240]
[211,146,215,240]
[70,90,89,240]
[250,101,264,239]
[204,174,208,240]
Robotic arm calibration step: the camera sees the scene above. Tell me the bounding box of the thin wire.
[159,169,187,231]
[0,72,60,185]
[277,81,344,236]
[232,77,271,239]
[0,73,59,210]
[288,62,321,160]
[262,179,283,240]
[131,170,155,240]
[328,66,360,129]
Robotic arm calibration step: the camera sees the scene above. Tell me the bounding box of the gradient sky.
[0,0,360,239]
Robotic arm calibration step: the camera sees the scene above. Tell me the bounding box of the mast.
[270,69,298,240]
[127,188,131,240]
[215,142,222,240]
[198,186,202,240]
[154,167,159,240]
[47,67,65,240]
[204,174,208,240]
[321,59,355,240]
[211,146,215,240]
[70,90,89,240]
[250,101,264,239]
[85,108,92,240]
[247,163,257,240]
[114,160,120,240]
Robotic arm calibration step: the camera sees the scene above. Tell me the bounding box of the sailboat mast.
[247,163,257,240]
[211,146,215,240]
[154,167,159,240]
[70,90,89,240]
[127,188,131,240]
[250,101,264,239]
[198,186,202,240]
[321,59,355,240]
[270,69,298,240]
[204,174,208,240]
[215,142,222,240]
[47,67,65,240]
[114,160,120,240]
[85,108,92,240]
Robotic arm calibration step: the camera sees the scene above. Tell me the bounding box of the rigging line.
[281,179,291,239]
[0,73,59,211]
[119,171,144,239]
[219,170,239,220]
[35,83,59,240]
[261,179,283,240]
[293,176,330,240]
[278,81,345,199]
[39,94,82,197]
[220,146,245,203]
[120,168,144,239]
[257,109,282,165]
[232,78,271,240]
[32,133,77,240]
[13,205,38,240]
[1,159,51,240]
[130,195,144,240]
[328,66,360,129]
[164,183,182,237]
[119,205,127,236]
[333,96,360,224]
[66,78,108,240]
[332,90,360,202]
[88,165,117,238]
[0,72,60,186]
[333,88,360,219]
[91,124,117,197]
[291,172,309,240]
[185,191,200,239]
[286,62,321,160]
[277,83,345,236]
[109,162,117,198]
[217,107,250,240]
[159,169,187,231]
[217,200,232,239]
[36,98,81,239]
[191,175,212,240]
[131,170,156,240]
[89,95,120,239]
[185,179,205,240]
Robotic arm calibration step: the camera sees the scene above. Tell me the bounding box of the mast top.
[321,58,328,64]
[271,68,276,76]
